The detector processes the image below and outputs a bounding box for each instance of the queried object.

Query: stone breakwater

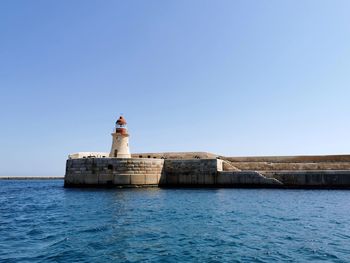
[65,156,350,188]
[65,158,163,186]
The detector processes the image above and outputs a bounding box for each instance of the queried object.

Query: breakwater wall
[65,158,164,187]
[65,157,350,188]
[262,170,350,188]
[159,159,222,186]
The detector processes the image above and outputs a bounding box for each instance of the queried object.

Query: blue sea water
[1,180,350,262]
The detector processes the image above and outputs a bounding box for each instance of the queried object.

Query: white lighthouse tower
[109,116,131,158]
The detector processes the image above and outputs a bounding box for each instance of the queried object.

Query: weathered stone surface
[221,171,283,186]
[114,174,130,185]
[178,174,191,184]
[264,171,350,187]
[159,159,221,186]
[130,174,145,184]
[204,174,215,185]
[84,174,98,185]
[145,174,159,184]
[98,173,113,184]
[65,158,164,187]
[217,173,232,184]
[64,157,350,188]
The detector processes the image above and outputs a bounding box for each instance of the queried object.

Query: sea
[1,180,350,262]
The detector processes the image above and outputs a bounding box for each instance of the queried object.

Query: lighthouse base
[64,158,163,187]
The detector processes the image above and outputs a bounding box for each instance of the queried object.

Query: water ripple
[1,181,350,262]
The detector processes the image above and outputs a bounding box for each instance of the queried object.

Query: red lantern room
[115,116,128,135]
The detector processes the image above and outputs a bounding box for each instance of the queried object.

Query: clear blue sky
[1,1,350,176]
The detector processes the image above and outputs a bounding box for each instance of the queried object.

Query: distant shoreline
[0,177,64,180]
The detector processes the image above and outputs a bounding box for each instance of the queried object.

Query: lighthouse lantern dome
[115,116,128,133]
[116,116,127,125]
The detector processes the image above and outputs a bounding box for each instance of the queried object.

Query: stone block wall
[65,158,164,187]
[65,158,224,187]
[65,157,350,188]
[217,171,282,186]
[159,159,223,186]
[223,155,350,171]
[263,170,350,188]
[226,161,350,171]
[130,152,350,171]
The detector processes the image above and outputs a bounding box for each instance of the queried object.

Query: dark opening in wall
[139,155,142,158]
[148,155,151,158]
[107,164,113,170]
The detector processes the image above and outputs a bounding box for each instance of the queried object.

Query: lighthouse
[109,116,131,158]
